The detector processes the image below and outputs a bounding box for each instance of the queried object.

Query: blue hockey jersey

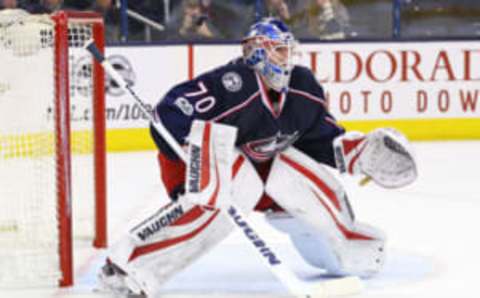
[151,59,345,168]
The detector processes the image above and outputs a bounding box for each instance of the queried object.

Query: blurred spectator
[401,0,480,38]
[90,0,120,42]
[269,0,350,40]
[178,0,219,39]
[166,0,220,41]
[304,0,351,39]
[261,0,305,38]
[161,0,253,41]
[28,0,66,14]
[265,0,292,22]
[1,0,18,9]
[197,0,255,39]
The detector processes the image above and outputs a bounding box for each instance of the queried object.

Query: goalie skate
[98,259,146,298]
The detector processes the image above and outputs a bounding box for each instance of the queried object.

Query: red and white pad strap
[334,128,418,188]
[185,120,238,209]
[333,131,367,176]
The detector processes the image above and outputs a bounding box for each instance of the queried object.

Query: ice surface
[1,141,480,298]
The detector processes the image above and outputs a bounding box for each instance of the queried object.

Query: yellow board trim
[106,118,480,152]
[339,118,480,141]
[5,118,478,156]
[0,130,94,158]
[107,128,157,152]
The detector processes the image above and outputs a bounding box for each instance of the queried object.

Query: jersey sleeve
[295,111,345,168]
[292,68,346,167]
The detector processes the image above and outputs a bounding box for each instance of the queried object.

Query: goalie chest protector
[153,59,345,166]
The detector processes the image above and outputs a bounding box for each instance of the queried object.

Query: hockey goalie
[98,18,417,297]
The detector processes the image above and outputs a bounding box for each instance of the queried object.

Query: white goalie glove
[333,128,417,188]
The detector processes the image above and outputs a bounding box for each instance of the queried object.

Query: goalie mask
[242,18,299,93]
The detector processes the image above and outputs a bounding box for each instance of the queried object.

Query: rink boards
[92,41,480,151]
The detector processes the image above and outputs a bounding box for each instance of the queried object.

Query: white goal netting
[0,9,104,287]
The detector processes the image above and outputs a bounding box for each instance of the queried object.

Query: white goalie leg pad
[265,147,386,278]
[185,120,238,209]
[106,131,263,296]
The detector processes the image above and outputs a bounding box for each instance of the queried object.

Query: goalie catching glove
[333,128,417,188]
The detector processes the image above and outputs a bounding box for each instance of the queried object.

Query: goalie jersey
[151,59,345,167]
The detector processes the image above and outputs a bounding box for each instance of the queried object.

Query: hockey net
[0,10,106,287]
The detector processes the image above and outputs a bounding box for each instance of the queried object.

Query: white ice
[1,141,479,298]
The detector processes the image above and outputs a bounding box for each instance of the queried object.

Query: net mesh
[0,11,97,287]
[68,21,95,242]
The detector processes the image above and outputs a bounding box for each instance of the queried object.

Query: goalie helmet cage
[0,10,106,287]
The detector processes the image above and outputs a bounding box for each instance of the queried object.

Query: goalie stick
[84,40,362,298]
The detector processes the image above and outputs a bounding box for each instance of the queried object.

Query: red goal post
[54,10,107,286]
[0,10,107,287]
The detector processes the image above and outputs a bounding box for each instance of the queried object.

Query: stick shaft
[85,40,186,161]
